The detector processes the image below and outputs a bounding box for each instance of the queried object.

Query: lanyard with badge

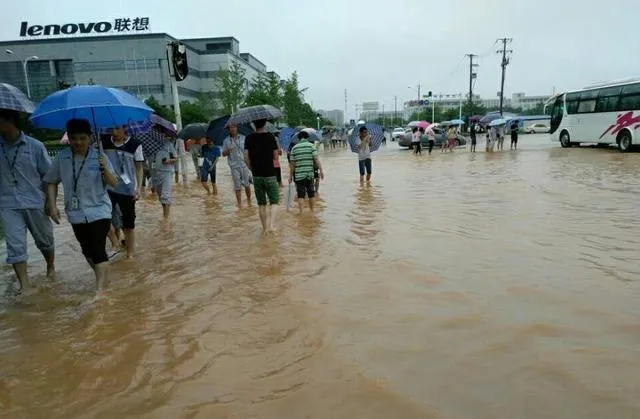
[1,142,23,187]
[113,140,132,185]
[71,148,90,209]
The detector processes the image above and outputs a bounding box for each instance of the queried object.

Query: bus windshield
[549,96,564,134]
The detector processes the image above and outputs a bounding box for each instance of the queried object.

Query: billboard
[362,102,379,111]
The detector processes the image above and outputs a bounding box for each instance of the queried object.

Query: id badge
[120,173,132,185]
[71,196,79,210]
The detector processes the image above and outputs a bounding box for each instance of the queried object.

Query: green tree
[244,72,283,108]
[145,96,175,122]
[195,91,219,119]
[216,61,246,114]
[180,100,210,126]
[282,72,309,126]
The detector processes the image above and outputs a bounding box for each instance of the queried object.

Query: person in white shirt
[222,124,253,207]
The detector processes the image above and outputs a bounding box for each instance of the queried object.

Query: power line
[496,37,513,116]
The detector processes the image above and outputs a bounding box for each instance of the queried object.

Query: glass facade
[0,59,74,101]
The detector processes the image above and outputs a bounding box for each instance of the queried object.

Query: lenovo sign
[19,18,150,38]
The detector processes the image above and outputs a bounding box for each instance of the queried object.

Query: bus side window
[566,100,579,114]
[595,87,621,112]
[618,94,640,112]
[577,99,596,113]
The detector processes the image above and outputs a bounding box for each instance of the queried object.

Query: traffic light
[171,42,188,82]
[428,91,432,97]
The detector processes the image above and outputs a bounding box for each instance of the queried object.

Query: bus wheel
[560,131,572,148]
[618,131,632,153]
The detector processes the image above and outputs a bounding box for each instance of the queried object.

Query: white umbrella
[489,118,507,127]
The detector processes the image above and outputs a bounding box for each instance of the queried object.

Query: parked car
[391,127,405,141]
[398,127,467,148]
[525,123,549,134]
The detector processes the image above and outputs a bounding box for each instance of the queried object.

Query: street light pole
[5,50,38,99]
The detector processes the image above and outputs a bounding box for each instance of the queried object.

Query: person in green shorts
[243,119,280,232]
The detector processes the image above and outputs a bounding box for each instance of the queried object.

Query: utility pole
[417,84,421,101]
[496,37,513,116]
[344,88,347,126]
[394,96,398,126]
[465,53,478,116]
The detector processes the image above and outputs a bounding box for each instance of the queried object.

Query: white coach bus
[547,78,640,152]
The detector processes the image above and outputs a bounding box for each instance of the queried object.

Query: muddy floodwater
[1,135,639,419]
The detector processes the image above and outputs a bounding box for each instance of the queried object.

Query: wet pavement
[1,134,640,418]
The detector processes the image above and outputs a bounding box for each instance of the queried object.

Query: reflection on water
[1,136,640,418]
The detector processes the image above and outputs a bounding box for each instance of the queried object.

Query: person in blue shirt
[153,136,178,218]
[44,119,119,294]
[0,109,56,293]
[200,137,220,195]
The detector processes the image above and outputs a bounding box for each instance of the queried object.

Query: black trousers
[108,191,136,230]
[72,218,111,265]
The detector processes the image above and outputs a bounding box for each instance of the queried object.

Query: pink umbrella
[416,121,430,129]
[60,132,69,144]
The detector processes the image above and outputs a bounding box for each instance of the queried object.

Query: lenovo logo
[19,18,150,37]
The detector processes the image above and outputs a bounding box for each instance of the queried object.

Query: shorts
[154,170,173,205]
[295,178,316,199]
[0,208,55,264]
[358,158,372,176]
[471,139,477,145]
[253,176,280,206]
[274,166,282,184]
[200,164,217,183]
[108,191,136,230]
[71,218,111,265]
[230,165,251,190]
[511,133,518,144]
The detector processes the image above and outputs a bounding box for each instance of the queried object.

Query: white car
[391,127,405,141]
[525,123,549,134]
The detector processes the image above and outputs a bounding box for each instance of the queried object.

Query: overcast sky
[2,0,639,118]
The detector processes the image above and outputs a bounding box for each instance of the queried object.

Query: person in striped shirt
[289,131,324,214]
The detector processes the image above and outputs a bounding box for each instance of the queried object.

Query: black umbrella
[206,115,253,146]
[225,104,283,127]
[178,122,208,140]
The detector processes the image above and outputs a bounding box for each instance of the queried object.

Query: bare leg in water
[268,204,278,232]
[258,205,268,232]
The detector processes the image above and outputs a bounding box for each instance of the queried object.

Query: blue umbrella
[489,118,507,127]
[279,127,298,151]
[348,123,384,153]
[30,85,153,132]
[206,115,253,147]
[0,83,35,113]
[449,119,465,125]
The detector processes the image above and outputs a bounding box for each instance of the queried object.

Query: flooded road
[1,134,640,418]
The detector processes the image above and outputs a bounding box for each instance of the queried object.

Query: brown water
[1,136,640,419]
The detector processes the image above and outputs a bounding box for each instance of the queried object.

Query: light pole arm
[23,59,31,99]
